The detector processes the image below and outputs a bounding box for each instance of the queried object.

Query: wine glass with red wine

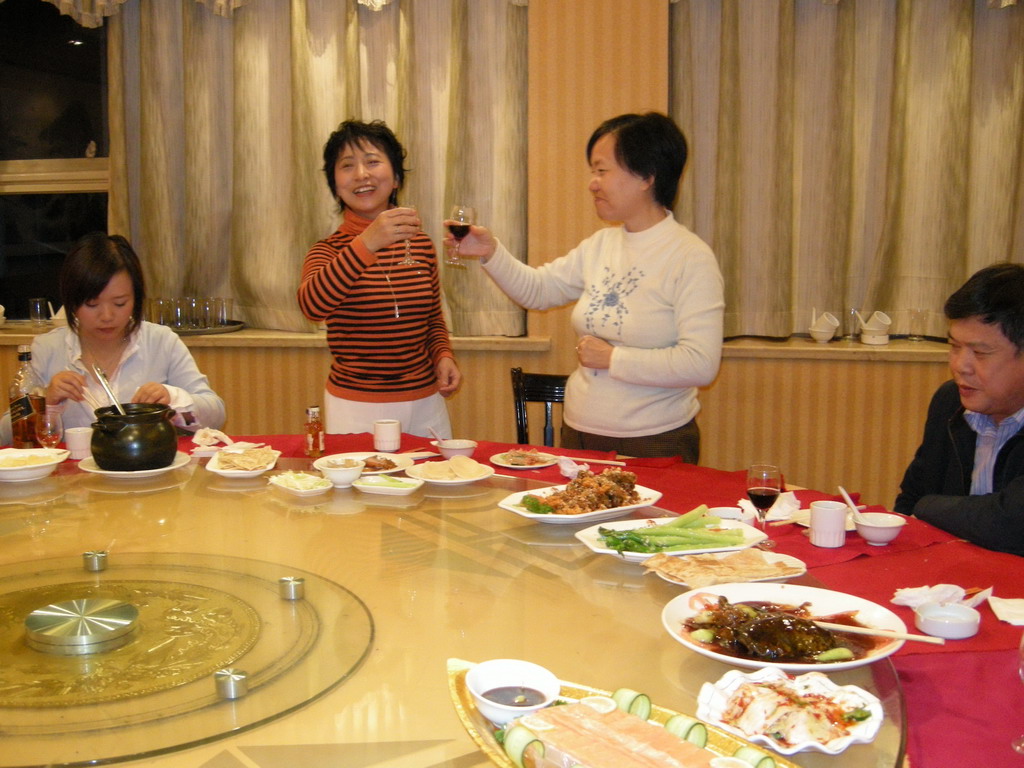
[445,204,476,266]
[746,463,782,548]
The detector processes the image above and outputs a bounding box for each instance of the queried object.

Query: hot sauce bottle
[304,405,324,458]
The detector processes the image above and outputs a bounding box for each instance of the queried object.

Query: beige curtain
[39,0,245,27]
[105,0,526,334]
[671,0,1024,339]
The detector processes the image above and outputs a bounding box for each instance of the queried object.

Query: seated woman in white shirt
[1,232,225,445]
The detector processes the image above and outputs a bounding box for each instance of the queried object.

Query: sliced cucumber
[611,687,652,720]
[503,724,543,768]
[732,745,777,768]
[664,714,708,747]
[814,647,854,663]
[689,628,716,644]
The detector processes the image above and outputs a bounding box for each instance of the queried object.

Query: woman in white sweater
[447,113,723,461]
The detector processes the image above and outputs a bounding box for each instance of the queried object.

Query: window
[0,0,108,319]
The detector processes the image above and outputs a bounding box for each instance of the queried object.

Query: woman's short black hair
[321,119,408,210]
[945,262,1024,350]
[586,112,689,209]
[60,232,146,335]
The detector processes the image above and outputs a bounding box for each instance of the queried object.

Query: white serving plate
[267,472,332,497]
[0,448,69,483]
[489,451,559,470]
[652,550,806,586]
[352,475,424,496]
[662,582,906,672]
[325,452,414,475]
[697,667,883,755]
[497,484,663,525]
[406,462,495,486]
[205,449,281,477]
[77,451,191,479]
[574,517,767,562]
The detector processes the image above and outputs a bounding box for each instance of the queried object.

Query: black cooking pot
[91,403,178,471]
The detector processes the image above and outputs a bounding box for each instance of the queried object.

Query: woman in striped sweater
[298,120,461,438]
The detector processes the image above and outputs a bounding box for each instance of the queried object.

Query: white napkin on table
[738,490,800,522]
[891,584,993,609]
[191,428,237,456]
[988,596,1024,625]
[558,456,588,479]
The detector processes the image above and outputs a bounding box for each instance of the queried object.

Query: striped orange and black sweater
[297,211,454,403]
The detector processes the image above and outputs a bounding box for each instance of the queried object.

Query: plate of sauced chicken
[497,468,662,525]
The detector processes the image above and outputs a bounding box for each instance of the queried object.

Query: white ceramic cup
[65,426,93,460]
[809,500,848,548]
[372,419,401,452]
[809,311,840,334]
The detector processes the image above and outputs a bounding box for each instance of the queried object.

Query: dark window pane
[0,0,108,160]
[0,192,108,318]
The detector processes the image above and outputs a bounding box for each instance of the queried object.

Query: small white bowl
[854,512,906,546]
[465,659,560,725]
[430,439,478,459]
[810,328,834,343]
[313,456,365,488]
[914,602,980,639]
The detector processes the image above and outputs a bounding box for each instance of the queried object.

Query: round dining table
[0,432,1018,768]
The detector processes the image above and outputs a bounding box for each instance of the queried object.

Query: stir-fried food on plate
[364,455,398,471]
[523,469,640,515]
[216,446,276,471]
[683,595,882,663]
[643,550,802,588]
[502,448,553,466]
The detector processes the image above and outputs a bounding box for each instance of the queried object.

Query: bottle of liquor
[304,405,324,458]
[9,345,45,448]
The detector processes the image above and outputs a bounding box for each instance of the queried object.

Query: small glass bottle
[304,405,324,458]
[9,345,45,448]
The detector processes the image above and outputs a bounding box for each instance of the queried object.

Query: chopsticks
[814,620,945,645]
[560,456,626,466]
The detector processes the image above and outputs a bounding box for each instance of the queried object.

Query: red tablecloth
[180,432,1024,768]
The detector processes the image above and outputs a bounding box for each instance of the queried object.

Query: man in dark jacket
[895,263,1024,556]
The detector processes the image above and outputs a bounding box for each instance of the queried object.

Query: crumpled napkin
[558,456,588,479]
[891,584,993,609]
[988,596,1024,625]
[738,491,800,522]
[192,428,234,447]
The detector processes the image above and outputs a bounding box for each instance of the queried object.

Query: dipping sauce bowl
[465,658,560,725]
[431,439,478,459]
[914,602,981,640]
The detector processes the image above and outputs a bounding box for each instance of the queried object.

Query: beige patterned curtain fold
[37,0,246,27]
[106,0,526,334]
[671,0,1024,340]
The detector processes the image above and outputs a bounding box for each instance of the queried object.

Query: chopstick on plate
[813,621,945,645]
[560,456,626,466]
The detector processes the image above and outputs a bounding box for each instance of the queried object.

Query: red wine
[747,487,780,511]
[448,223,470,240]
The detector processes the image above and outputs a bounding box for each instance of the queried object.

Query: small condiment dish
[431,439,478,459]
[810,328,834,343]
[854,512,906,546]
[465,658,560,725]
[914,602,980,640]
[709,506,756,525]
[313,456,365,488]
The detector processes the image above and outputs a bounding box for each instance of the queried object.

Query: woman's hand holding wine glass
[746,463,782,549]
[444,204,476,266]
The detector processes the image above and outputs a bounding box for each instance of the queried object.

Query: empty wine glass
[1014,632,1024,753]
[35,410,63,449]
[746,463,781,549]
[398,204,417,266]
[445,204,475,266]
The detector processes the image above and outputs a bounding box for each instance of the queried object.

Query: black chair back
[511,367,567,447]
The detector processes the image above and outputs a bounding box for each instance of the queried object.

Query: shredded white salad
[269,471,332,491]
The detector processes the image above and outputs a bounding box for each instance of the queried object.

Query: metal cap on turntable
[25,597,139,655]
